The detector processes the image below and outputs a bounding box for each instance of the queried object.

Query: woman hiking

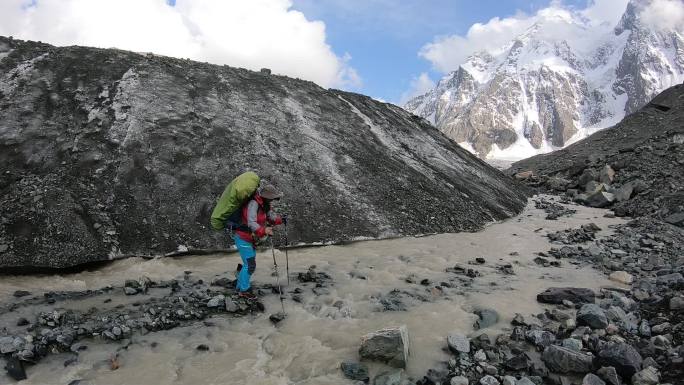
[233,184,284,299]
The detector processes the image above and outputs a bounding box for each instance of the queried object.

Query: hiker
[233,184,284,299]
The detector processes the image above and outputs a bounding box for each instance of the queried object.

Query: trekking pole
[284,220,290,286]
[270,237,286,314]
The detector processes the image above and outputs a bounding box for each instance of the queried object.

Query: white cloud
[399,72,435,104]
[419,13,536,73]
[640,0,684,32]
[418,0,630,73]
[581,0,630,26]
[0,0,359,89]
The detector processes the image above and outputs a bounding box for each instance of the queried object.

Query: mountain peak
[405,0,684,160]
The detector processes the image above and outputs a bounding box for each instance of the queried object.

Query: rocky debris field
[0,36,527,271]
[402,199,684,385]
[509,84,684,226]
[3,195,682,384]
[0,263,350,382]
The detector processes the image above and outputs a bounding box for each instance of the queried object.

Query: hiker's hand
[264,227,274,236]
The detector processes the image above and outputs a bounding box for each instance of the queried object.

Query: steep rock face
[405,0,684,160]
[0,37,528,270]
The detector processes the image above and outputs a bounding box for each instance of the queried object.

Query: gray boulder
[516,378,535,385]
[585,181,607,194]
[474,308,499,329]
[577,304,609,329]
[586,191,615,208]
[562,338,583,351]
[359,325,409,368]
[670,296,684,311]
[547,177,572,191]
[596,366,621,385]
[451,376,469,385]
[583,373,606,385]
[373,370,402,385]
[599,165,616,184]
[206,295,225,308]
[479,375,499,385]
[578,169,598,187]
[541,345,594,374]
[537,287,595,304]
[340,361,369,383]
[614,184,633,202]
[526,329,556,348]
[631,367,659,385]
[447,332,470,353]
[598,343,643,379]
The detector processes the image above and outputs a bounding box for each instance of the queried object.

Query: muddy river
[0,197,626,384]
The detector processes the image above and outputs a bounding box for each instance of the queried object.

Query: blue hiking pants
[234,235,256,292]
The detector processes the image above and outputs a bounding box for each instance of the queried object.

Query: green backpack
[210,172,260,231]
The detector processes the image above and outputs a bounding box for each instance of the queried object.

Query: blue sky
[291,0,587,103]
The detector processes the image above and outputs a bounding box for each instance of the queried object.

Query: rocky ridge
[0,36,527,270]
[508,83,683,225]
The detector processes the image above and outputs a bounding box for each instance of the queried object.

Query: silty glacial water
[0,197,627,384]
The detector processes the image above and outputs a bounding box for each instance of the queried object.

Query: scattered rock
[596,366,621,385]
[196,344,209,351]
[526,330,556,348]
[13,290,31,298]
[474,309,499,329]
[505,353,531,371]
[340,361,369,383]
[583,373,606,385]
[515,377,535,385]
[608,271,633,285]
[586,191,615,208]
[211,277,233,288]
[359,325,409,368]
[123,287,138,296]
[4,356,27,381]
[447,332,470,353]
[669,296,684,311]
[599,165,615,184]
[269,312,286,325]
[541,345,594,374]
[577,304,609,329]
[373,370,402,385]
[562,338,583,351]
[451,376,469,385]
[16,317,29,326]
[598,343,643,379]
[206,295,225,308]
[631,366,659,385]
[479,375,499,385]
[537,288,595,305]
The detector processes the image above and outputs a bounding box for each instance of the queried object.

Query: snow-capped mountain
[405,0,684,160]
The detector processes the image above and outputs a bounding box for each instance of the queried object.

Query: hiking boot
[238,291,257,300]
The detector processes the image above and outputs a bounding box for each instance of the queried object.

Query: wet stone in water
[13,290,31,298]
[474,308,499,329]
[359,325,409,368]
[340,361,369,382]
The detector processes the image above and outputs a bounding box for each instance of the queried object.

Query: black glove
[282,215,288,225]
